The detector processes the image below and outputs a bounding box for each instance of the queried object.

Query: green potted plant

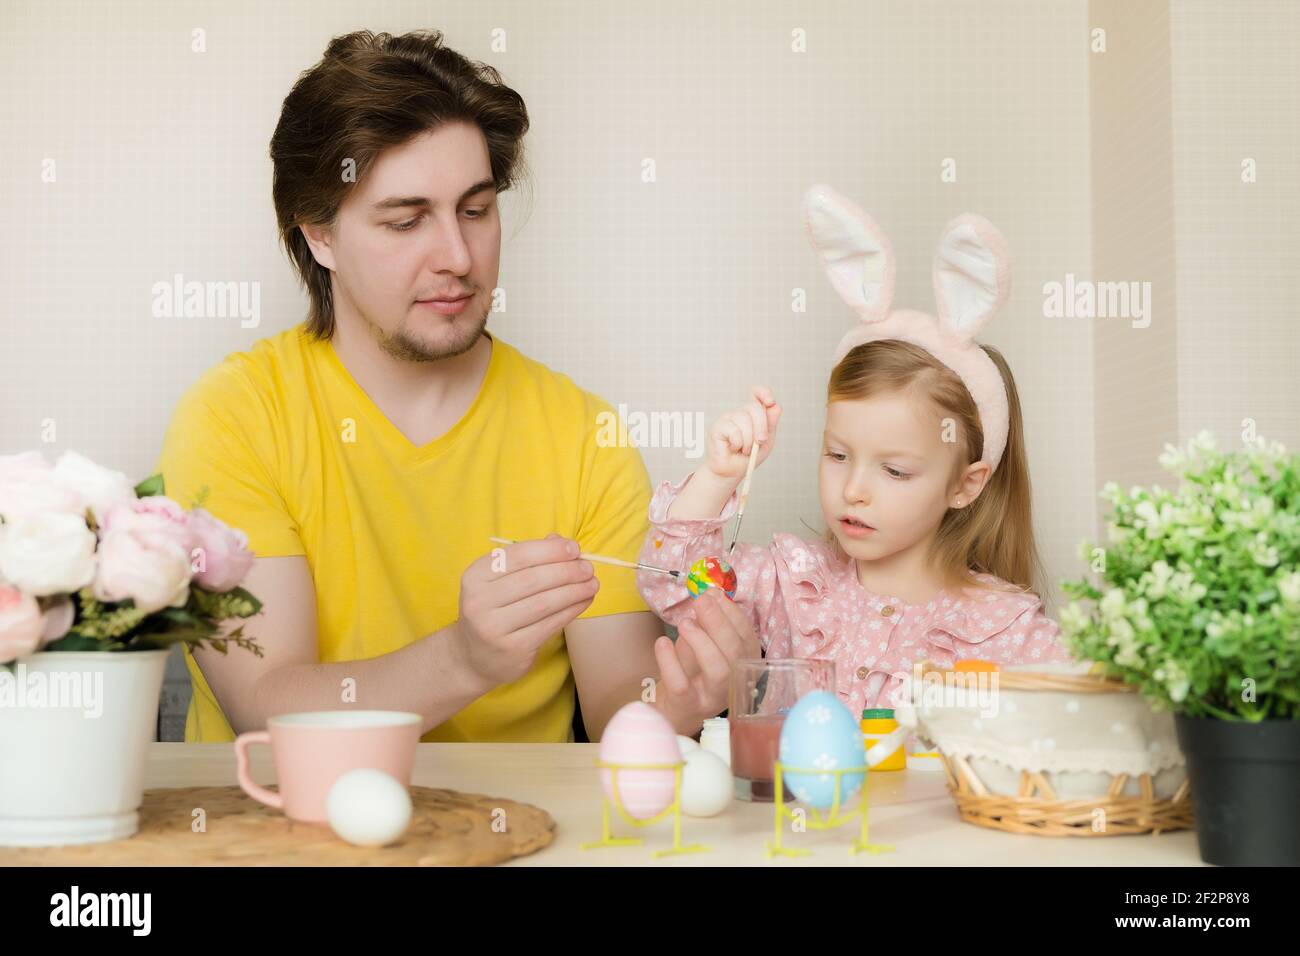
[1059,430,1299,866]
[0,450,263,847]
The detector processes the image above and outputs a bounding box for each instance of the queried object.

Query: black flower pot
[1174,715,1300,866]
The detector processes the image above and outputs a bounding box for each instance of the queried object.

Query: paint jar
[861,708,906,771]
[700,717,730,766]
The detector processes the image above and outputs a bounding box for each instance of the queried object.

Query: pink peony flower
[92,522,193,614]
[40,595,75,644]
[0,583,44,663]
[187,509,255,591]
[99,495,196,550]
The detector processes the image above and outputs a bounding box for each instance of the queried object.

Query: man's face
[312,121,501,361]
[818,391,963,563]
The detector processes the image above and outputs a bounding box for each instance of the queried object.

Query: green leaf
[41,633,112,652]
[1059,436,1300,720]
[134,473,165,497]
[224,585,262,615]
[127,629,212,650]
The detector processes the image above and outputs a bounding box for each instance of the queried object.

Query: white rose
[0,511,97,596]
[0,451,83,522]
[51,451,137,524]
[92,525,192,613]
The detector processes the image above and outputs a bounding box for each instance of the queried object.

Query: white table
[143,743,1206,866]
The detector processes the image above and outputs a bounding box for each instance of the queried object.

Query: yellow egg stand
[579,758,710,858]
[766,759,889,857]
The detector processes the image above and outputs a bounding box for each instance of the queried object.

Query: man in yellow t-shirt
[156,30,758,744]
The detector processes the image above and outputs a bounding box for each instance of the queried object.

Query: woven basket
[909,663,1194,837]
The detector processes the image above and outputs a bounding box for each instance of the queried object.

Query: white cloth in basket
[894,662,1187,799]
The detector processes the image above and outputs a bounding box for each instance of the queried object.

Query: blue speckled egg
[778,690,866,808]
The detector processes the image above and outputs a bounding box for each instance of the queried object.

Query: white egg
[680,750,733,817]
[677,734,701,756]
[326,769,413,847]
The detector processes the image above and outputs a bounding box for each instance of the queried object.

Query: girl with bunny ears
[636,185,1073,714]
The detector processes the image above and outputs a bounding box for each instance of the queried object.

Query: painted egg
[778,690,866,809]
[685,555,737,600]
[599,702,681,819]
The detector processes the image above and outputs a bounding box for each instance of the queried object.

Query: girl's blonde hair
[824,339,1045,600]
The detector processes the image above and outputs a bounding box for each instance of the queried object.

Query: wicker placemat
[2,785,556,866]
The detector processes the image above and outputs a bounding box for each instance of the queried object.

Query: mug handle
[234,731,283,809]
[865,726,909,768]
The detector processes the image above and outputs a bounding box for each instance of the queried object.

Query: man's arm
[565,611,665,741]
[197,536,597,736]
[195,555,494,736]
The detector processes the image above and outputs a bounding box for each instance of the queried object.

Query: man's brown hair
[270,29,530,339]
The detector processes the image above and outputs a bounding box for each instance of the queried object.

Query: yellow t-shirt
[154,326,651,743]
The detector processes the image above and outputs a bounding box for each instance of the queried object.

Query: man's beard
[368,299,489,363]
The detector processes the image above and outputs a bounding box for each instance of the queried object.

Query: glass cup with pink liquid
[729,658,836,802]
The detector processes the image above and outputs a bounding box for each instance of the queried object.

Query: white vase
[0,649,168,846]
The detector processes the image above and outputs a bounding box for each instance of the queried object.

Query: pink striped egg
[599,702,681,819]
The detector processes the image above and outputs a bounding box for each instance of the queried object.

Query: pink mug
[234,710,422,824]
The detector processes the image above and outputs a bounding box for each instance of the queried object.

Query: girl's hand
[704,385,781,481]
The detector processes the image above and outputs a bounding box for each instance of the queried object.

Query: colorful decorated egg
[685,555,737,600]
[599,702,682,819]
[778,690,866,809]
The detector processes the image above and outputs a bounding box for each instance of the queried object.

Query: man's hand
[452,533,600,689]
[653,589,762,733]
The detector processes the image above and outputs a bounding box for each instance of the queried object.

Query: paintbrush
[488,537,681,578]
[728,439,762,554]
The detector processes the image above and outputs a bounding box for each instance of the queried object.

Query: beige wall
[8,1,1296,628]
[1089,0,1180,514]
[1089,0,1300,530]
[1170,2,1300,450]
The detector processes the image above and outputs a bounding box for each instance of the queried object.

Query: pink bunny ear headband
[802,183,1012,474]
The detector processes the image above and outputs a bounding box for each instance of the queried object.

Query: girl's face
[819,392,964,563]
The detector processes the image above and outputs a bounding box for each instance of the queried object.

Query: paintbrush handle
[489,537,677,577]
[579,551,641,569]
[729,440,762,552]
[738,439,760,500]
[581,551,681,578]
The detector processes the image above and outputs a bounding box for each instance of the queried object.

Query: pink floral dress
[635,475,1074,716]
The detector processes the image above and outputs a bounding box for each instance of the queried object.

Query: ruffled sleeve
[634,473,778,638]
[768,533,848,663]
[920,576,1076,667]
